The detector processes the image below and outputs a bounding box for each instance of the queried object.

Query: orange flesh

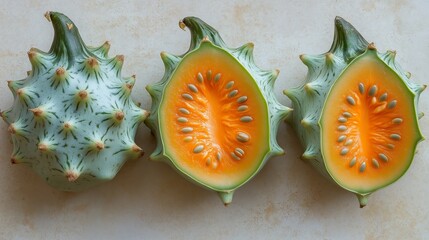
[322,52,419,193]
[160,42,269,189]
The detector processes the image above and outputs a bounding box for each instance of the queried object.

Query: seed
[349,157,357,167]
[346,96,355,105]
[392,118,403,124]
[387,144,395,149]
[212,160,218,169]
[188,84,198,93]
[358,83,365,94]
[214,73,221,83]
[235,148,244,157]
[181,127,193,133]
[206,158,211,166]
[337,135,346,142]
[338,117,347,123]
[337,125,347,131]
[372,158,380,168]
[182,93,193,101]
[344,139,353,146]
[369,85,378,96]
[179,108,190,114]
[231,152,241,160]
[379,93,388,101]
[340,148,349,155]
[343,112,352,118]
[359,162,367,172]
[226,81,234,89]
[228,90,238,98]
[183,136,192,142]
[238,105,248,112]
[236,132,250,142]
[388,100,397,109]
[193,144,204,153]
[237,96,248,103]
[206,70,212,81]
[240,116,253,122]
[379,153,388,162]
[177,117,188,123]
[197,72,204,83]
[216,152,222,161]
[390,134,401,140]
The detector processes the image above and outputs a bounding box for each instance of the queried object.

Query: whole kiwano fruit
[1,12,148,191]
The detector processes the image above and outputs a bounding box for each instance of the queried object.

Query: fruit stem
[48,11,90,65]
[356,193,369,208]
[218,191,234,206]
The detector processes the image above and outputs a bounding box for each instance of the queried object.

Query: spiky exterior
[1,12,148,191]
[145,17,291,204]
[284,17,425,206]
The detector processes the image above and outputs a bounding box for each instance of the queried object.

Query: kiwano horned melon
[145,17,291,205]
[1,12,148,191]
[284,17,425,207]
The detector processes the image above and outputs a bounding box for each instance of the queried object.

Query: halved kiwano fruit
[285,17,424,207]
[146,17,289,204]
[321,48,422,196]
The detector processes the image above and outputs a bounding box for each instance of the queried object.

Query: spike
[30,107,45,118]
[129,144,144,158]
[65,170,80,182]
[93,141,105,151]
[101,41,111,54]
[405,72,411,79]
[325,52,334,64]
[85,57,100,73]
[111,55,124,70]
[53,67,67,85]
[300,117,316,128]
[218,191,234,206]
[368,42,376,50]
[38,142,54,152]
[7,124,16,134]
[76,90,89,102]
[44,11,51,22]
[386,50,396,60]
[304,83,316,94]
[113,110,125,123]
[27,71,32,76]
[301,147,316,160]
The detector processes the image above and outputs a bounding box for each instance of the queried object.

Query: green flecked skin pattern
[1,12,148,191]
[145,17,291,204]
[284,17,425,207]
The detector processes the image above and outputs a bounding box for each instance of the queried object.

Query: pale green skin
[285,17,425,207]
[145,17,291,204]
[1,12,147,191]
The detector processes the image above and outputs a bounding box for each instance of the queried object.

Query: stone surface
[0,0,428,239]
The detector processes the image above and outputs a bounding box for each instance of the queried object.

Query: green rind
[1,12,148,191]
[285,16,425,207]
[145,16,291,204]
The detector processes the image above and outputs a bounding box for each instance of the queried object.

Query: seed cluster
[336,83,402,172]
[176,70,254,169]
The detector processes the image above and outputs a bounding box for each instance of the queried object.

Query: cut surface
[321,50,421,194]
[159,42,269,190]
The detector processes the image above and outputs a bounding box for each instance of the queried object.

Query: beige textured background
[0,0,428,239]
